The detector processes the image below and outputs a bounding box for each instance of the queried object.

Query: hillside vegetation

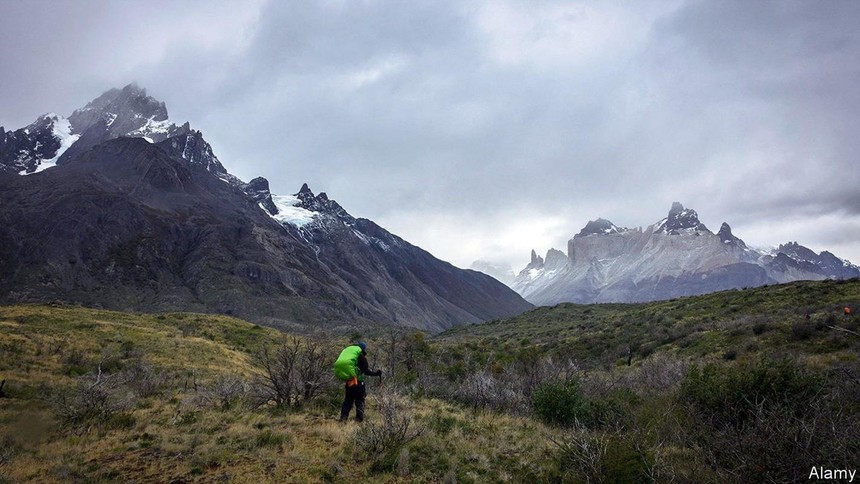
[1,279,859,482]
[439,278,860,366]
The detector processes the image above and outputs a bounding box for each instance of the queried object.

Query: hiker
[846,306,853,317]
[334,342,382,422]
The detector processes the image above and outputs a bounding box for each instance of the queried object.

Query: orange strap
[346,376,359,387]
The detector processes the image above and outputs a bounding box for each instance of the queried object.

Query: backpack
[333,345,362,382]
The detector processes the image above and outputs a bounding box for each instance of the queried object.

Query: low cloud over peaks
[2,0,859,269]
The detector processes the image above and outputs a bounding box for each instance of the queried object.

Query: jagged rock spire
[717,222,748,249]
[242,177,278,215]
[658,202,709,234]
[294,183,354,221]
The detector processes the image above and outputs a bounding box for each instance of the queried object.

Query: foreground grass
[0,304,562,483]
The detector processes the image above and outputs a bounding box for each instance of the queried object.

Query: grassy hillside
[0,305,564,483]
[439,278,860,366]
[1,280,858,482]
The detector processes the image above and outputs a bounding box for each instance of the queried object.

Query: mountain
[0,84,188,176]
[512,202,860,305]
[469,260,516,286]
[0,85,531,332]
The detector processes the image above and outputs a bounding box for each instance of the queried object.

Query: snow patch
[129,117,173,143]
[269,195,317,227]
[21,115,80,175]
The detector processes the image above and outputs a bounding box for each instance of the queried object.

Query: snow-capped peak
[654,202,710,234]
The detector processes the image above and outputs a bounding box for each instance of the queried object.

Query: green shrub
[602,437,652,483]
[588,388,638,430]
[532,378,591,427]
[790,321,816,341]
[676,358,853,482]
[679,358,821,425]
[62,349,89,376]
[637,342,657,358]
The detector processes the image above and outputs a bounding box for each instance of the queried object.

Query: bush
[253,336,330,408]
[601,437,652,483]
[452,370,520,413]
[353,392,424,472]
[533,378,591,427]
[587,388,638,430]
[752,322,769,335]
[50,369,136,432]
[197,375,250,410]
[552,431,653,484]
[551,430,606,482]
[637,342,657,358]
[619,356,688,397]
[679,358,821,426]
[790,321,816,341]
[62,349,89,376]
[123,359,166,398]
[677,358,847,482]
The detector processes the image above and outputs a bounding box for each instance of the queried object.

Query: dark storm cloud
[1,0,859,268]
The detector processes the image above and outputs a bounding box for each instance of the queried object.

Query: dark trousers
[340,382,366,422]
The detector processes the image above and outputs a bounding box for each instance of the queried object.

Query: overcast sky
[2,0,859,271]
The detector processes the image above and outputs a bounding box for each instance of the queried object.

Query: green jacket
[334,345,364,382]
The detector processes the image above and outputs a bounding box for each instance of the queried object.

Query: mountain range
[510,202,860,306]
[0,84,531,332]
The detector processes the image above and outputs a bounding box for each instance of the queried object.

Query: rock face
[512,204,860,306]
[0,86,531,332]
[241,177,278,215]
[577,218,623,237]
[0,114,79,175]
[717,222,747,249]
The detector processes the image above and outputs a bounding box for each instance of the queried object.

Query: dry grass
[0,305,567,483]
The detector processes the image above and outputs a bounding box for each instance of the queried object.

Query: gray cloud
[2,0,859,269]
